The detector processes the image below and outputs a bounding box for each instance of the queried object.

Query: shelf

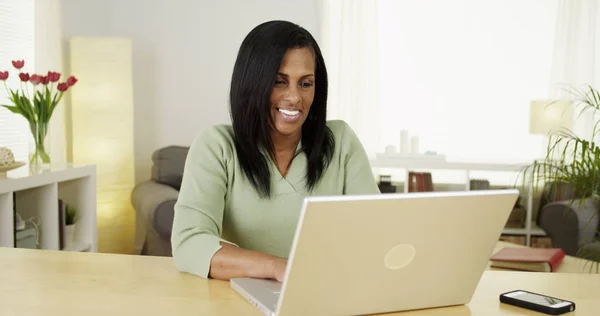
[62,241,91,252]
[503,223,546,236]
[0,163,95,194]
[370,158,541,247]
[370,156,532,172]
[0,164,97,252]
[0,192,13,247]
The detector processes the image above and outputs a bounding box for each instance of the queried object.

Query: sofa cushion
[154,199,176,240]
[151,146,189,190]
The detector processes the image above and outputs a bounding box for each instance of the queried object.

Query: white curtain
[549,0,600,141]
[318,0,381,157]
[0,0,35,163]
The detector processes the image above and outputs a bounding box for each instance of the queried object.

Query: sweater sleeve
[339,121,381,195]
[171,126,235,278]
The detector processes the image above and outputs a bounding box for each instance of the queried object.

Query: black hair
[229,20,335,198]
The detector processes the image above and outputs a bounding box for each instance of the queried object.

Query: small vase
[29,121,51,166]
[64,224,76,249]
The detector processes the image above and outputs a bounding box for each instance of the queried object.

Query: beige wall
[60,0,321,184]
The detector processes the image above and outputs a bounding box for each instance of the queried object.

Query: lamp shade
[529,100,574,135]
[68,37,135,254]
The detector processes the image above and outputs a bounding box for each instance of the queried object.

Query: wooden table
[0,246,599,316]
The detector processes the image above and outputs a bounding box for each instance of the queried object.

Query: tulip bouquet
[1,60,77,165]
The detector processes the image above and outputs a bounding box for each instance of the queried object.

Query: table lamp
[529,100,574,159]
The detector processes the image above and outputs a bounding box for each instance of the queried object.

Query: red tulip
[47,71,60,82]
[57,82,68,92]
[12,60,24,69]
[19,73,30,82]
[40,76,49,85]
[0,71,8,80]
[66,75,78,86]
[30,74,41,85]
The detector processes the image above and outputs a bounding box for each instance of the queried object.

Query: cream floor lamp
[68,37,135,254]
[529,100,574,161]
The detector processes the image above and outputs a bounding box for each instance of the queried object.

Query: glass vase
[29,121,51,166]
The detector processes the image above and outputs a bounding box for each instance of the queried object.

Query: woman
[171,20,380,281]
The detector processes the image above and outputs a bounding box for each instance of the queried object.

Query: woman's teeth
[278,109,299,116]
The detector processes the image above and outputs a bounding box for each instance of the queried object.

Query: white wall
[60,0,320,183]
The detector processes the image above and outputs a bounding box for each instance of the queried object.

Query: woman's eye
[301,82,314,88]
[274,80,286,86]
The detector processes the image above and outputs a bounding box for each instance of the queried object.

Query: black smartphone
[500,290,575,315]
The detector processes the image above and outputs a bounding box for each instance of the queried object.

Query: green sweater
[171,120,380,278]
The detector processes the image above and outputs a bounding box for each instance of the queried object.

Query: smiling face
[270,47,316,139]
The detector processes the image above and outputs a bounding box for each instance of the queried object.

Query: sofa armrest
[539,198,598,256]
[131,180,179,240]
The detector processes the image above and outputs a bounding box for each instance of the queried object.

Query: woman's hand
[209,242,288,281]
[270,257,288,282]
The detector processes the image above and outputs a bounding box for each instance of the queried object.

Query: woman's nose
[284,86,301,104]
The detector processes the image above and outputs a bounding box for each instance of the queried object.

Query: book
[58,199,66,250]
[408,172,433,192]
[490,247,565,272]
[469,179,490,190]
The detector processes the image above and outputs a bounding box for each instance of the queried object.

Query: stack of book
[408,172,433,192]
[469,179,490,190]
[377,175,397,193]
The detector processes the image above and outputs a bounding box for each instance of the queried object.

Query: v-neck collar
[269,141,306,195]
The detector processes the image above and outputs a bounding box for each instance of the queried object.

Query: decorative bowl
[0,161,26,173]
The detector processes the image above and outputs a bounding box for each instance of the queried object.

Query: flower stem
[19,70,24,95]
[30,122,51,165]
[2,81,9,96]
[55,91,64,105]
[24,80,31,101]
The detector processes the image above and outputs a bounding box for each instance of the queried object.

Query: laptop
[231,189,519,315]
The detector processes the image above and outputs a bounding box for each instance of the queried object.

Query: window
[0,0,35,163]
[378,0,559,162]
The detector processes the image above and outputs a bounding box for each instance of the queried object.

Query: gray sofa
[538,198,600,262]
[131,146,189,256]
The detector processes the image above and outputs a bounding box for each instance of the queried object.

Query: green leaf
[1,104,25,116]
[5,90,34,123]
[48,91,61,119]
[18,94,35,123]
[34,94,44,123]
[45,87,51,123]
[28,121,37,141]
[9,89,19,104]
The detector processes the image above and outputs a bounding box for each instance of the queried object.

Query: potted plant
[0,60,77,166]
[64,203,78,248]
[523,84,600,270]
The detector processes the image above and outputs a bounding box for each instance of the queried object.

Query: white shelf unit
[370,155,545,246]
[0,163,97,252]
